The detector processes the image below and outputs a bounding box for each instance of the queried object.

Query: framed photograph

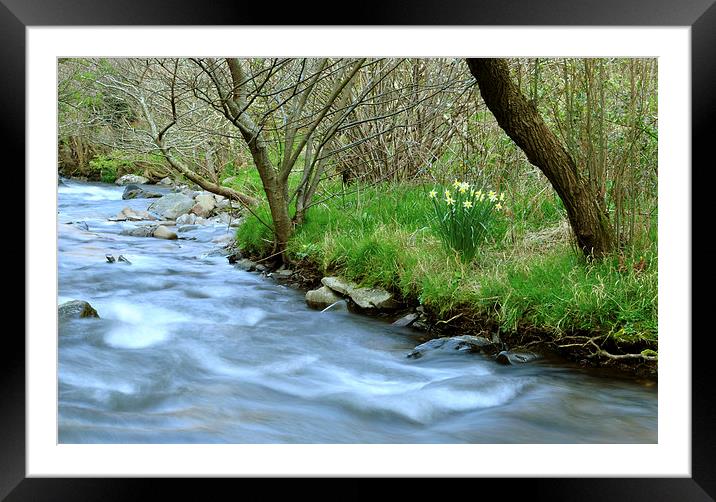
[7,0,712,497]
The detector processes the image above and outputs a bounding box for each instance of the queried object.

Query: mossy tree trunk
[467,58,614,259]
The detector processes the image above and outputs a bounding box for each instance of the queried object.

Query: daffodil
[428,189,438,199]
[499,193,505,201]
[495,202,503,210]
[459,181,470,193]
[445,196,455,206]
[444,189,452,198]
[452,179,461,189]
[488,190,497,202]
[463,200,473,209]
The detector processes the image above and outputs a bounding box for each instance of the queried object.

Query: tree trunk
[466,58,614,259]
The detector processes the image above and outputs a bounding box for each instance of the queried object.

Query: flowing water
[58,179,657,443]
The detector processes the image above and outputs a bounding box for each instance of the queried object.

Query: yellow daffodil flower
[428,189,438,198]
[444,189,451,198]
[445,196,455,206]
[495,202,503,210]
[452,179,461,189]
[463,200,473,209]
[488,190,497,202]
[459,181,470,192]
[499,193,505,201]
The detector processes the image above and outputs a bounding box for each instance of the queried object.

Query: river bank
[58,178,657,443]
[230,181,658,379]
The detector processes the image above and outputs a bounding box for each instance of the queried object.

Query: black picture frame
[4,0,712,498]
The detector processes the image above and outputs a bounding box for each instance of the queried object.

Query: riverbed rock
[306,285,343,310]
[191,194,216,218]
[148,193,195,220]
[407,335,495,359]
[210,212,242,227]
[321,276,398,310]
[233,258,257,271]
[392,312,419,327]
[110,207,157,221]
[153,225,178,240]
[122,184,163,200]
[176,213,197,226]
[115,174,149,186]
[59,300,99,320]
[121,225,157,237]
[157,177,174,186]
[496,350,541,365]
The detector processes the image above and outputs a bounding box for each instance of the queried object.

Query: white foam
[104,324,169,349]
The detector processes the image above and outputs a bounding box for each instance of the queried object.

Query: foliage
[429,178,505,262]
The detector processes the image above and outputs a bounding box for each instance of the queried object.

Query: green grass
[235,180,658,347]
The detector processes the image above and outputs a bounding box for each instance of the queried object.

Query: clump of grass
[428,179,507,262]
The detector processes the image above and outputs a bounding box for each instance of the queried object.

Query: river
[58,179,657,443]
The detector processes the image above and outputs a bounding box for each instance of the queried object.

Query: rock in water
[496,350,541,365]
[157,177,174,186]
[59,300,99,320]
[148,193,195,220]
[191,193,216,218]
[392,312,419,327]
[321,276,398,310]
[117,255,131,264]
[153,225,178,240]
[407,335,495,359]
[109,207,157,221]
[105,254,116,263]
[305,286,343,310]
[122,184,163,200]
[121,225,157,238]
[115,174,149,186]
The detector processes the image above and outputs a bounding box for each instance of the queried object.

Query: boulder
[115,174,148,186]
[305,286,343,310]
[153,225,178,240]
[496,350,541,365]
[191,194,216,218]
[407,335,495,359]
[59,300,99,320]
[321,276,398,310]
[109,207,157,221]
[157,177,174,186]
[148,193,195,220]
[122,184,163,200]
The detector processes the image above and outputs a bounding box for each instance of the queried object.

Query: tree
[467,58,615,259]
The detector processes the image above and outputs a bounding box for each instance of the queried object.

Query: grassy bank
[233,176,658,373]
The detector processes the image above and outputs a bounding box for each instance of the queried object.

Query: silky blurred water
[58,179,657,443]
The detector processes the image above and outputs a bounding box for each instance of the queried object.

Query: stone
[233,258,257,271]
[117,255,131,264]
[176,213,197,226]
[305,285,343,310]
[59,300,99,320]
[496,350,541,365]
[321,276,398,310]
[121,225,157,238]
[122,184,162,200]
[271,267,294,280]
[105,254,116,263]
[153,225,178,240]
[191,196,215,218]
[110,207,157,221]
[148,193,195,220]
[392,312,419,327]
[157,177,174,186]
[115,174,149,186]
[407,335,495,359]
